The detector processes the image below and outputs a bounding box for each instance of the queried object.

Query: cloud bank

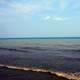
[44,16,67,21]
[0,0,80,19]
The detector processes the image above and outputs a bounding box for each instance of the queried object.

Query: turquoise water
[0,38,80,46]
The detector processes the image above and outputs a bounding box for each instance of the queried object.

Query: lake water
[0,38,80,73]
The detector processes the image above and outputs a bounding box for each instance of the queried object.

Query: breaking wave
[0,64,80,80]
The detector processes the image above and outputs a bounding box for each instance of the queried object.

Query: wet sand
[0,66,69,80]
[0,64,80,80]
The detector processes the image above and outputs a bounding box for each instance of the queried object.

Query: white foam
[0,64,80,80]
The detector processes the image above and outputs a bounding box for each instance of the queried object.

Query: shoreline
[0,64,80,80]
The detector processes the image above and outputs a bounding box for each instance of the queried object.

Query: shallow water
[0,38,80,73]
[0,66,69,80]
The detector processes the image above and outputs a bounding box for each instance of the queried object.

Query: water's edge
[0,64,80,80]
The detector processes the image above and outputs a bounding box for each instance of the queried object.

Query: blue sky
[0,0,80,38]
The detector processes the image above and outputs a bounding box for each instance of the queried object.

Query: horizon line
[0,37,80,39]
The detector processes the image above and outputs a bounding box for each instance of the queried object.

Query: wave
[0,47,29,53]
[0,46,80,80]
[61,49,80,52]
[21,46,46,51]
[0,46,80,53]
[0,64,80,80]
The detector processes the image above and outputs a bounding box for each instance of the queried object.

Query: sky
[0,0,80,38]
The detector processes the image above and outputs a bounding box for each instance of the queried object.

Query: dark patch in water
[63,49,80,52]
[21,46,46,51]
[0,47,29,53]
[0,46,80,54]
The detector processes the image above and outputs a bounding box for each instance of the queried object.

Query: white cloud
[10,3,37,13]
[52,17,66,21]
[44,16,67,21]
[0,0,52,14]
[44,16,51,20]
